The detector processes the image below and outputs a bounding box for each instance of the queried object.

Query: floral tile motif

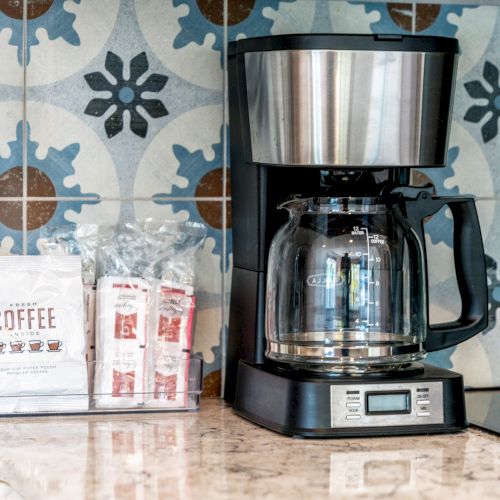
[84,51,169,139]
[464,60,500,143]
[27,1,223,200]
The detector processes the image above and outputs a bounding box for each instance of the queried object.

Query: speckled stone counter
[0,400,498,499]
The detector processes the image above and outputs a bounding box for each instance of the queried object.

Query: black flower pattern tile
[464,61,500,143]
[84,51,168,138]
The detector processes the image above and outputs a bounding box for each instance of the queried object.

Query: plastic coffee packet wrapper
[94,221,205,408]
[93,276,149,409]
[145,282,195,408]
[38,224,99,392]
[0,256,88,413]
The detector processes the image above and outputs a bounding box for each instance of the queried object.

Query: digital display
[366,391,410,414]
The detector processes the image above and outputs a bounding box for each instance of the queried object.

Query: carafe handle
[400,192,488,352]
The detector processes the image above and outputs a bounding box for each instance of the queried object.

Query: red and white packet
[145,281,195,408]
[93,276,150,409]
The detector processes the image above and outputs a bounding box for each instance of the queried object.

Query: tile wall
[0,0,499,395]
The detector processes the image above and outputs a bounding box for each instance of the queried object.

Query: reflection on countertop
[0,400,498,499]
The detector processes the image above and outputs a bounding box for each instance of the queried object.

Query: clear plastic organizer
[0,353,202,416]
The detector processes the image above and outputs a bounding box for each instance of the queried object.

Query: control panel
[330,381,444,428]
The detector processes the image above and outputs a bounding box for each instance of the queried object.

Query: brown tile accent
[195,167,224,197]
[27,201,57,230]
[202,369,221,398]
[0,199,56,231]
[227,0,255,26]
[0,200,22,231]
[27,0,53,19]
[388,3,441,32]
[196,201,223,229]
[196,0,224,25]
[27,166,56,197]
[195,168,231,229]
[0,166,22,197]
[226,200,232,229]
[0,0,53,20]
[195,201,232,230]
[196,0,255,26]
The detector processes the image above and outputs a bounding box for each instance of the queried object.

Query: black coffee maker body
[224,34,488,437]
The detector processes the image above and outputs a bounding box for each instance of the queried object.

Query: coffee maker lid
[228,33,459,56]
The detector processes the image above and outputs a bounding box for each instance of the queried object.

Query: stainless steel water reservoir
[240,35,458,167]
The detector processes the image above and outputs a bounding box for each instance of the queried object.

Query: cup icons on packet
[28,340,44,352]
[0,342,5,354]
[10,341,25,353]
[47,340,63,352]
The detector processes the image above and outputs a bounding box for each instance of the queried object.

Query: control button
[346,414,361,420]
[346,402,361,408]
[417,411,431,417]
[417,400,430,405]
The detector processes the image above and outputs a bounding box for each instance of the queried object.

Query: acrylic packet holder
[0,354,202,416]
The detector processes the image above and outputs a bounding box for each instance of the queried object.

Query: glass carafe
[266,197,426,371]
[266,193,488,372]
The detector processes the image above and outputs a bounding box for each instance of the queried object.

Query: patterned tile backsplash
[1,0,500,394]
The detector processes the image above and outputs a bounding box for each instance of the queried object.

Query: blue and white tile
[0,105,24,255]
[27,1,223,200]
[423,121,493,199]
[0,3,23,254]
[261,0,316,35]
[134,104,223,198]
[329,1,380,33]
[26,101,118,199]
[0,3,24,87]
[135,0,223,90]
[28,199,121,256]
[27,0,120,85]
[448,5,498,79]
[458,52,500,196]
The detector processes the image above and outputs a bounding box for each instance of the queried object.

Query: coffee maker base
[232,361,468,438]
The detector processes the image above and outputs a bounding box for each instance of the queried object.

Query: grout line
[0,195,494,202]
[0,196,494,203]
[1,196,230,202]
[22,0,27,255]
[221,0,229,398]
[411,3,416,35]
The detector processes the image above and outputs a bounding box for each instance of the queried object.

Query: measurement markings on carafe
[330,382,444,428]
[348,226,386,329]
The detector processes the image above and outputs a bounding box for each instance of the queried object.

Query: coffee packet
[93,276,150,409]
[145,281,195,408]
[0,256,88,413]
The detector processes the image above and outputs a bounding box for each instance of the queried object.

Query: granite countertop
[0,399,498,499]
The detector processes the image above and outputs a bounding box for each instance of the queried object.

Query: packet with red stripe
[93,221,205,409]
[145,281,195,408]
[93,277,150,408]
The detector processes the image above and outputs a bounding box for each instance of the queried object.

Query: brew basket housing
[232,34,459,167]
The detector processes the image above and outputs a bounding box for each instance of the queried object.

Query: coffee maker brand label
[307,273,339,287]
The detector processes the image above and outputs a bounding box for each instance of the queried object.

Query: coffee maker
[225,34,488,437]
